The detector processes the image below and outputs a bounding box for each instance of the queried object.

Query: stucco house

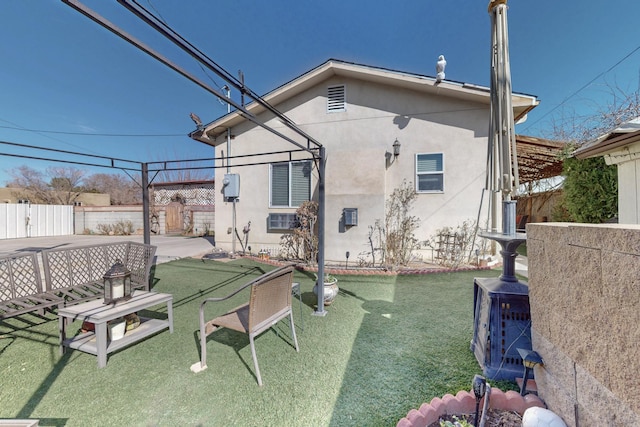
[574,117,640,224]
[190,59,539,263]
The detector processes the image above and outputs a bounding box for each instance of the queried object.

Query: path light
[104,259,132,305]
[517,348,543,396]
[472,374,487,427]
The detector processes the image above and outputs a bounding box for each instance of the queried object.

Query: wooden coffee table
[58,290,173,368]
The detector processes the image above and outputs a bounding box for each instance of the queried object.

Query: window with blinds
[270,160,311,207]
[327,85,346,112]
[416,153,444,192]
[268,213,298,231]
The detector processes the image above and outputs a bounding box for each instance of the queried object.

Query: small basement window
[327,85,346,113]
[268,213,298,232]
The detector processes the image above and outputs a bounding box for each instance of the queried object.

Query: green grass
[0,259,514,426]
[516,242,527,257]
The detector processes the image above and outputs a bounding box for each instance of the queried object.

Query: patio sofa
[0,241,156,319]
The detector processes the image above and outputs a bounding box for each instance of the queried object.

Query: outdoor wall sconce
[517,348,544,395]
[385,139,402,168]
[103,259,132,305]
[392,138,401,157]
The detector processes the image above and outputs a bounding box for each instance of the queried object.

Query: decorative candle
[112,283,124,299]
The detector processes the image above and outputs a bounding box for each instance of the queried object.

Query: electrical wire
[0,118,108,157]
[144,0,227,96]
[0,124,185,137]
[488,319,532,381]
[522,44,640,133]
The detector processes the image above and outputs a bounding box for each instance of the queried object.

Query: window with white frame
[268,213,298,231]
[270,160,312,207]
[416,153,444,192]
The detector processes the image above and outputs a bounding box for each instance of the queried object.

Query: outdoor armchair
[190,266,299,386]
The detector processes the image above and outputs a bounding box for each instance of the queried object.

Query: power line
[144,0,227,94]
[0,118,107,157]
[0,124,184,137]
[522,44,640,133]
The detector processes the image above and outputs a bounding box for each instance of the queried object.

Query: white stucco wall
[214,75,490,262]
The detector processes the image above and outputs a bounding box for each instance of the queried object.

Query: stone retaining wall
[527,223,640,426]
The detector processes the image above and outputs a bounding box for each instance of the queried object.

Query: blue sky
[1,0,639,185]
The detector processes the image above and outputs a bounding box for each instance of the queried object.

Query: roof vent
[327,85,346,112]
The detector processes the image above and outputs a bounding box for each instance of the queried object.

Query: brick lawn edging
[240,255,491,276]
[397,389,545,427]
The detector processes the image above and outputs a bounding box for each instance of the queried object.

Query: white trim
[415,152,445,193]
[269,160,312,207]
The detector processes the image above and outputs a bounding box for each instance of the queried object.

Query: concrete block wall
[75,205,214,236]
[75,206,145,234]
[527,223,640,426]
[190,206,215,236]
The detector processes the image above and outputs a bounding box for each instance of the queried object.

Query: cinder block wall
[75,206,146,234]
[527,223,640,426]
[74,206,214,236]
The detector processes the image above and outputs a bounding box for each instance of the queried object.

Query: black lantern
[103,259,132,305]
[392,138,401,157]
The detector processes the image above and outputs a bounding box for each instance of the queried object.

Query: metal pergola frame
[58,0,329,315]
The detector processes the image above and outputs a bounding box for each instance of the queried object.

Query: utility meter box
[223,173,240,199]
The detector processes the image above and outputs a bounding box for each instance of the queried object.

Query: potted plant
[313,273,339,306]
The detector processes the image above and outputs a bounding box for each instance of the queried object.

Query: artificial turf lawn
[0,258,512,426]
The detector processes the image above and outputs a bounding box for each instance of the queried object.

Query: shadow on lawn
[0,313,60,352]
[157,261,268,310]
[0,312,76,425]
[327,272,482,426]
[16,349,72,426]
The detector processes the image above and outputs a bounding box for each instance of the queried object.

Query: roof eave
[190,59,539,145]
[574,130,640,159]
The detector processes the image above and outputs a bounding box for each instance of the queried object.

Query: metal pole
[224,85,231,173]
[222,85,237,256]
[142,162,150,245]
[232,199,237,255]
[488,0,518,236]
[314,146,327,316]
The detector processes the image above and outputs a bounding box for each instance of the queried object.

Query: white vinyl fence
[0,203,73,239]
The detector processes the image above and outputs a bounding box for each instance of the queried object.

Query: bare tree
[149,148,213,183]
[548,85,640,144]
[84,173,141,205]
[7,166,85,205]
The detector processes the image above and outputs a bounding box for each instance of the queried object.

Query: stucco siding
[213,73,491,261]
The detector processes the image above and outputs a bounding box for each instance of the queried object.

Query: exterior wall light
[392,138,401,157]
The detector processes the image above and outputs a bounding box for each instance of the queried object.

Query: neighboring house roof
[516,135,566,183]
[574,117,640,159]
[190,59,540,145]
